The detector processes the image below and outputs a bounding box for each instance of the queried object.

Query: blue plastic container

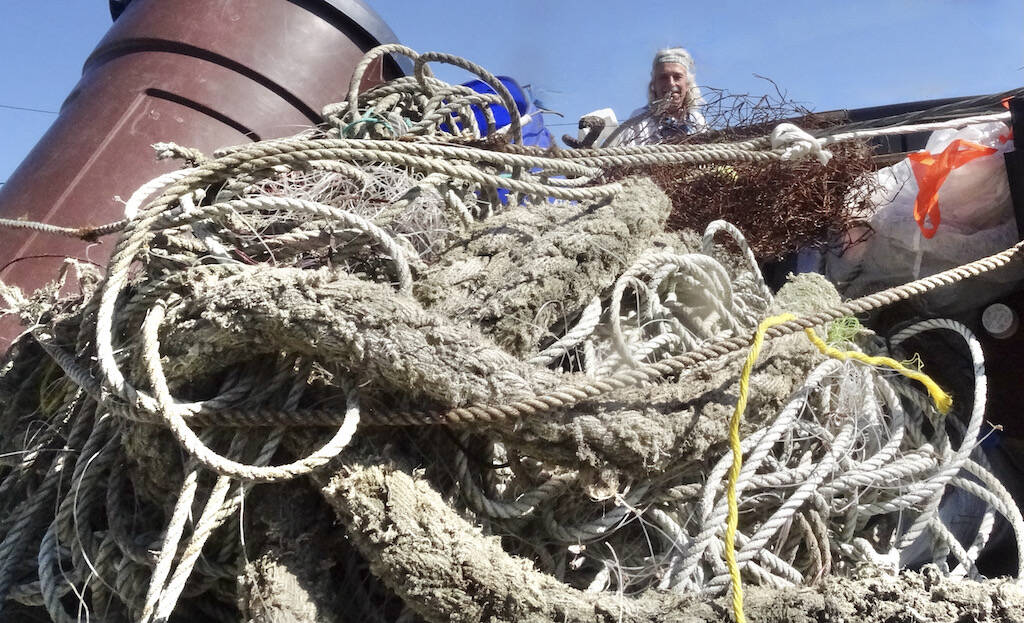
[450,76,552,148]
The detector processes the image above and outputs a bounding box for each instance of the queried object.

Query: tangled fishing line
[1,44,1023,623]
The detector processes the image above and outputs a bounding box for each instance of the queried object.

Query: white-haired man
[616,47,707,145]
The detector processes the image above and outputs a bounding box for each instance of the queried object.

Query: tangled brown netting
[609,85,879,261]
[654,141,875,261]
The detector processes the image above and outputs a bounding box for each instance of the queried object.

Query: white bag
[827,121,1019,315]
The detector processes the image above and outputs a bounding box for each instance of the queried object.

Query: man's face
[653,62,689,110]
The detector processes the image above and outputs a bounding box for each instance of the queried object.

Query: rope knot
[342,112,396,138]
[770,123,833,165]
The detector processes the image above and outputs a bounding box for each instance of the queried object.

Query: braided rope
[376,240,1024,428]
[137,299,361,482]
[0,217,126,242]
[61,235,1019,433]
[454,438,575,520]
[821,111,1011,145]
[157,195,417,294]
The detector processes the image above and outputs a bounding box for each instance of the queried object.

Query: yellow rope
[724,316,951,623]
[803,328,952,415]
[725,313,794,623]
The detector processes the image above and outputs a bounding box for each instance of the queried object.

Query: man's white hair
[647,46,704,122]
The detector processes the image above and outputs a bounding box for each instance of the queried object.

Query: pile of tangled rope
[1,44,1023,623]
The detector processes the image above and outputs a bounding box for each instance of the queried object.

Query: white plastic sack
[827,121,1019,314]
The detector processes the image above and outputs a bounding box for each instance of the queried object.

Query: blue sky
[1,1,1021,184]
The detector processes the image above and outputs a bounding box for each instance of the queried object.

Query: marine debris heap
[1,44,1023,623]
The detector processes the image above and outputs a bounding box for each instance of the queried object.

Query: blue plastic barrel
[453,76,553,148]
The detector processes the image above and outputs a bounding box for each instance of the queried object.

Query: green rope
[342,113,395,138]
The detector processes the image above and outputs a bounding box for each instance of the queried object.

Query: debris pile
[1,45,1022,623]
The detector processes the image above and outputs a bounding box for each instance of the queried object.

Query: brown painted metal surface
[0,0,402,349]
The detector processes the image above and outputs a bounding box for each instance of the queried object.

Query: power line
[0,103,58,115]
